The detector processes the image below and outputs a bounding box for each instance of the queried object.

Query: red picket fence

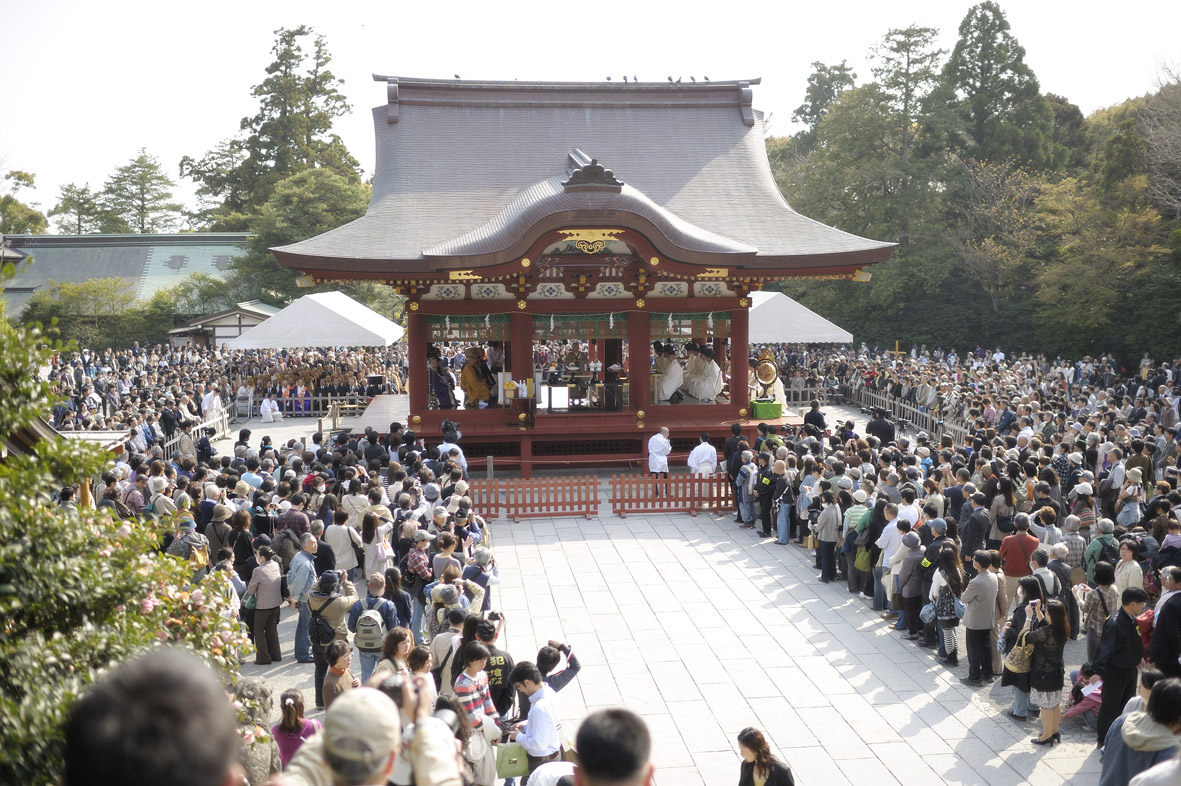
[471,476,599,522]
[502,476,599,522]
[608,472,732,517]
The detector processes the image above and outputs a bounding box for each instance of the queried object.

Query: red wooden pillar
[628,309,651,410]
[510,313,533,382]
[407,310,427,414]
[730,305,749,412]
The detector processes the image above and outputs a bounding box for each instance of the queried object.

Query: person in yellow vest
[460,347,493,409]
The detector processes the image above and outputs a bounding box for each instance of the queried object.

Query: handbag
[953,596,966,619]
[242,592,258,610]
[375,539,395,562]
[919,602,937,625]
[1003,629,1034,674]
[496,742,530,779]
[854,547,873,573]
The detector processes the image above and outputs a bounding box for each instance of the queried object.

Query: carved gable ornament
[562,149,624,193]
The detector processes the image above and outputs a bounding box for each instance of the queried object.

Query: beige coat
[962,570,999,630]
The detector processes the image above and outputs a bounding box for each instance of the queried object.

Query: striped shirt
[454,670,497,728]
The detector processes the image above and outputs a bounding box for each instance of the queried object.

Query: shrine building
[272,76,893,475]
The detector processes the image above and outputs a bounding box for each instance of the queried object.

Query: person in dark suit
[1094,587,1150,746]
[865,408,896,446]
[1150,566,1181,678]
[803,399,826,434]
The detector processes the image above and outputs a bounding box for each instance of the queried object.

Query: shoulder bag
[1003,629,1034,674]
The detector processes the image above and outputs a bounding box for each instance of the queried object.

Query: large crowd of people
[712,344,1181,781]
[44,343,408,436]
[54,337,1181,785]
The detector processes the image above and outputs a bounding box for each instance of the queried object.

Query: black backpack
[309,600,337,653]
[1097,538,1120,568]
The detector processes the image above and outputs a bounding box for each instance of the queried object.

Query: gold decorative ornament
[411,415,422,424]
[521,258,531,268]
[575,240,606,254]
[852,269,873,282]
[408,301,420,311]
[635,298,645,308]
[518,412,527,422]
[738,408,747,417]
[649,256,660,266]
[637,421,645,429]
[517,300,527,310]
[698,267,728,278]
[449,270,481,281]
[558,229,624,243]
[636,410,645,419]
[739,298,749,307]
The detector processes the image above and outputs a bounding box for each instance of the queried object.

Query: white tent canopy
[747,290,853,344]
[225,291,404,349]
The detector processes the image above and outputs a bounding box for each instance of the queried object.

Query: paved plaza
[245,506,1101,786]
[231,400,1102,785]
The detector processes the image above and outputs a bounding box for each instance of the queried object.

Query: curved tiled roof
[273,78,892,274]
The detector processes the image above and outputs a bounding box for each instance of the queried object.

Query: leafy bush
[0,322,252,785]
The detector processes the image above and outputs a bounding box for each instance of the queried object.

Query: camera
[487,611,502,621]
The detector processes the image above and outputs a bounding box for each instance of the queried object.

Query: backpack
[1098,538,1120,568]
[310,601,337,653]
[399,550,427,596]
[355,598,388,652]
[995,514,1016,535]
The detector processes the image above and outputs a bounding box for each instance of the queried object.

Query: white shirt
[687,442,718,475]
[876,521,906,568]
[647,432,672,473]
[516,684,561,757]
[657,361,684,401]
[436,440,467,472]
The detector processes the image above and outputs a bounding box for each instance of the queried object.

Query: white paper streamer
[485,314,490,329]
[550,314,555,333]
[609,312,614,330]
[667,313,673,333]
[445,315,451,333]
[707,312,714,331]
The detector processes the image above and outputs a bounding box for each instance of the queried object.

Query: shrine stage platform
[355,394,803,477]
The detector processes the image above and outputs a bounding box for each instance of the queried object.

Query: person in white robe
[687,433,719,475]
[260,394,283,423]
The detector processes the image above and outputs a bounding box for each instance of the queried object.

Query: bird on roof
[704,76,710,81]
[454,74,460,79]
[633,75,638,82]
[623,75,628,82]
[690,76,696,82]
[606,76,611,81]
[676,77,682,83]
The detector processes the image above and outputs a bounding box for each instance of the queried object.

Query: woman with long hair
[736,727,795,786]
[376,626,413,676]
[342,479,369,529]
[988,477,1018,549]
[930,543,965,667]
[361,512,395,579]
[1024,598,1070,747]
[383,566,413,629]
[271,688,321,770]
[1001,576,1045,721]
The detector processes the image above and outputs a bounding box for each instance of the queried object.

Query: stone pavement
[234,399,1103,785]
[243,504,1101,786]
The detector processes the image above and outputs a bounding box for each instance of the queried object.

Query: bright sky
[3,0,1178,226]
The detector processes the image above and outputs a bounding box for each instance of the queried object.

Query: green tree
[99,149,184,233]
[0,171,48,235]
[790,61,857,152]
[938,2,1058,168]
[226,168,369,302]
[21,278,138,347]
[48,183,103,234]
[180,26,361,227]
[1045,93,1089,174]
[0,321,253,786]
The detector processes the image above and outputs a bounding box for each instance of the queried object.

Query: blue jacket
[1099,712,1180,786]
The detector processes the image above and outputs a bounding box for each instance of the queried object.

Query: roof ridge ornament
[563,149,624,192]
